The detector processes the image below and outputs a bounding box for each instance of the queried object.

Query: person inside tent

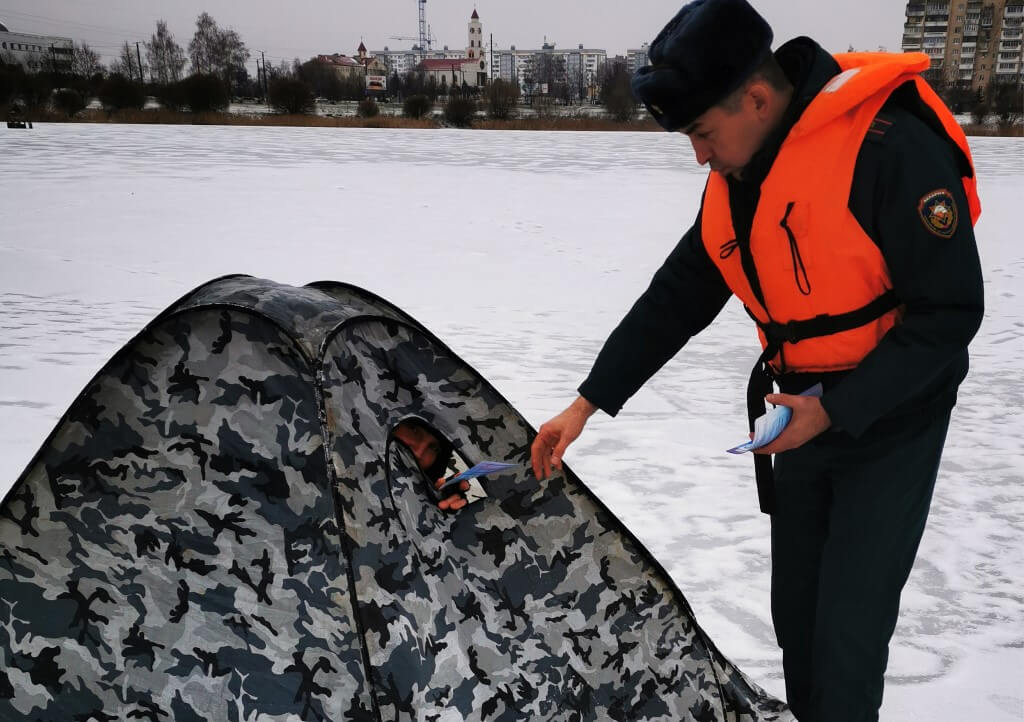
[392,418,483,511]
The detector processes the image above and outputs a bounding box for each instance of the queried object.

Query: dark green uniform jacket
[578,37,984,439]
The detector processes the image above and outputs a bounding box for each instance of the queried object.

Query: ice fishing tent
[0,276,791,721]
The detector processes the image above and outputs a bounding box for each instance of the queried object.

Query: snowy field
[1,124,1021,720]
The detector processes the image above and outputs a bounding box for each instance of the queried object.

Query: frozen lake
[1,124,1022,720]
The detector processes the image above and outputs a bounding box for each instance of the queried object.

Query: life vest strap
[743,289,900,515]
[746,289,901,351]
[747,344,779,515]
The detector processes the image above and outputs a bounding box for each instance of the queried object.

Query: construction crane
[389,26,436,52]
[418,0,429,52]
[388,30,437,51]
[388,1,435,56]
[389,35,420,49]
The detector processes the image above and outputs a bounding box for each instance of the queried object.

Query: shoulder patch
[918,189,959,238]
[866,115,895,140]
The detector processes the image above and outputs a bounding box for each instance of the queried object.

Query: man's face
[682,91,768,179]
[393,421,442,472]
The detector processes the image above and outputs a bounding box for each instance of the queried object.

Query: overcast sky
[0,1,908,73]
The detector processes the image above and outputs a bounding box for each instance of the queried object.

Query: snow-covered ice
[1,124,1022,720]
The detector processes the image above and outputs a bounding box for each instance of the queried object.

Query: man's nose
[412,439,435,468]
[691,139,712,166]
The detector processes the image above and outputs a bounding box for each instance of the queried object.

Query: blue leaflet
[437,461,520,489]
[726,383,824,454]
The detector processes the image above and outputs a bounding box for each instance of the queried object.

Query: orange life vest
[701,52,981,374]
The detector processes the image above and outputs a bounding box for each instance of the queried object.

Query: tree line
[0,10,643,123]
[934,78,1023,128]
[1,12,266,116]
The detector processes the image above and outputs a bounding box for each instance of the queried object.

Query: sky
[0,0,908,75]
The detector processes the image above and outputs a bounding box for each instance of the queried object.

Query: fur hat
[631,0,774,131]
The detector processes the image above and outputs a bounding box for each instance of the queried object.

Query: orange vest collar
[790,52,931,139]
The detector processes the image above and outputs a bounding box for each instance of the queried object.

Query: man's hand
[436,477,470,511]
[753,393,831,455]
[530,396,598,480]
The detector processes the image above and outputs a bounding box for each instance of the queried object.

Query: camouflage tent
[0,276,791,721]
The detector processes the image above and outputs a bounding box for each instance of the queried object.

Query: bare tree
[599,62,636,122]
[71,43,102,78]
[567,68,586,106]
[269,59,293,80]
[110,41,145,82]
[213,26,249,84]
[188,12,218,75]
[992,82,1023,128]
[146,20,186,84]
[532,52,568,102]
[485,78,519,120]
[188,12,249,90]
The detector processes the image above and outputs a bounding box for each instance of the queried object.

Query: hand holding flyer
[727,383,823,454]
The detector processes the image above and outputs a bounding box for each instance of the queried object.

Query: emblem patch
[918,189,959,238]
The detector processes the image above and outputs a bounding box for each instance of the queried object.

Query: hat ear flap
[632,66,689,131]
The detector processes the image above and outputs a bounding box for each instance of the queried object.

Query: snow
[1,124,1022,720]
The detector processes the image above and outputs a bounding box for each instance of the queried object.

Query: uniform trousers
[770,410,951,722]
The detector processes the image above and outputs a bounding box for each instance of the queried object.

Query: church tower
[467,9,482,60]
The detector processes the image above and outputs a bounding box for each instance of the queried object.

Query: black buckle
[783,321,801,344]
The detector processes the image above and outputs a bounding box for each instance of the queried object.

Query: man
[529,1,984,720]
[392,418,471,511]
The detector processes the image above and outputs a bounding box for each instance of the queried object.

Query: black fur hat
[631,0,774,131]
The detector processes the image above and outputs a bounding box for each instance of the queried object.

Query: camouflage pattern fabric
[0,275,792,721]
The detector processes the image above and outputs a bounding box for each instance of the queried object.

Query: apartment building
[492,42,606,95]
[0,22,73,71]
[996,3,1023,83]
[626,43,651,74]
[904,1,1024,88]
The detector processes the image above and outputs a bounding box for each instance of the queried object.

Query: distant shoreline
[15,107,664,132]
[10,108,1022,137]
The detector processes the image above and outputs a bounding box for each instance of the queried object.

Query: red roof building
[419,58,479,72]
[316,47,387,81]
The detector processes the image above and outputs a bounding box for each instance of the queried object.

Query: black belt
[744,290,900,515]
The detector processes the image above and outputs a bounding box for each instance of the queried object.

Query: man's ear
[748,81,772,117]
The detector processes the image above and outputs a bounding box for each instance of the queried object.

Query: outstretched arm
[532,219,730,478]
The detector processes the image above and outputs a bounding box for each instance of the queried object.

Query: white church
[373,10,488,89]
